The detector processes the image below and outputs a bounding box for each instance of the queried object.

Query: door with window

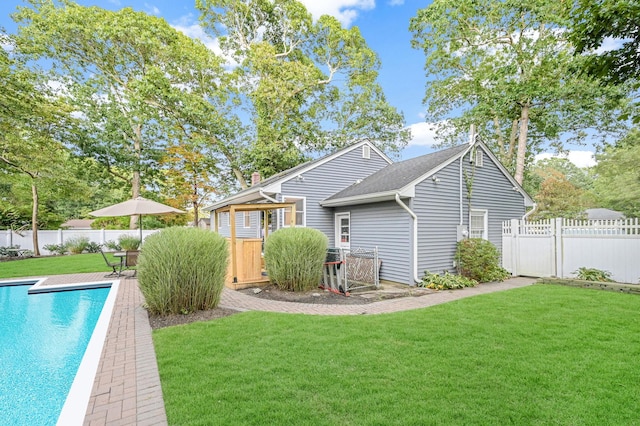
[335,213,350,249]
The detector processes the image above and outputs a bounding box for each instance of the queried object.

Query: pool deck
[26,273,536,425]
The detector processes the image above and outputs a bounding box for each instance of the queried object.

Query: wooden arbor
[213,202,296,287]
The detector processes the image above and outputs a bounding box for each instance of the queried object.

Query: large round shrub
[456,238,510,283]
[264,227,328,292]
[137,227,228,315]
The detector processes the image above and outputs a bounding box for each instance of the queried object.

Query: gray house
[205,139,534,285]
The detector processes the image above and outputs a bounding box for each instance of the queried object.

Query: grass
[154,284,640,425]
[0,253,112,279]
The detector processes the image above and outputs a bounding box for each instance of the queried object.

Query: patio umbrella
[89,197,185,242]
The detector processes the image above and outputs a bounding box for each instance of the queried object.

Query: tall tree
[592,128,640,217]
[196,0,410,181]
[409,0,628,184]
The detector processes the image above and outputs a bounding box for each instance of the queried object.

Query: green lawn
[0,253,112,278]
[154,284,640,425]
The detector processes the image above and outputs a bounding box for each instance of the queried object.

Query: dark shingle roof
[324,144,469,201]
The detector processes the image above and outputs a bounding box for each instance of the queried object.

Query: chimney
[251,171,261,186]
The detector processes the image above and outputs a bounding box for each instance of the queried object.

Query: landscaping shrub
[137,227,228,315]
[419,270,477,290]
[118,234,141,251]
[85,242,103,253]
[573,267,614,282]
[43,243,67,255]
[65,236,90,254]
[456,238,510,283]
[264,227,328,292]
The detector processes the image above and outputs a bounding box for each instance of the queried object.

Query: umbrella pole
[139,214,143,245]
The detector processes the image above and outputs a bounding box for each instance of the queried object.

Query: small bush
[264,227,328,292]
[137,227,228,315]
[65,236,90,254]
[118,234,141,251]
[43,243,67,256]
[573,267,614,282]
[456,238,510,283]
[419,270,477,290]
[104,240,120,251]
[85,241,103,253]
[0,245,21,257]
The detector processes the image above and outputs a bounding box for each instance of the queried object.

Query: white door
[335,213,350,249]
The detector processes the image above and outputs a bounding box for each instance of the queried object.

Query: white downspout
[459,157,464,226]
[395,193,421,285]
[522,203,537,220]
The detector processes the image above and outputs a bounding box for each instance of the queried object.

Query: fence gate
[321,247,380,294]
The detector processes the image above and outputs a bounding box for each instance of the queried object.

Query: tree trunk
[31,182,40,256]
[514,104,530,185]
[130,124,142,230]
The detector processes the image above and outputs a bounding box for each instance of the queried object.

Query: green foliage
[91,216,130,230]
[573,267,615,282]
[118,234,141,251]
[264,227,328,292]
[137,227,228,315]
[419,270,477,290]
[85,241,102,253]
[43,243,67,255]
[456,239,510,283]
[0,245,21,257]
[65,236,90,254]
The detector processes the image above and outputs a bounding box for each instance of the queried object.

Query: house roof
[585,208,625,220]
[321,141,535,207]
[321,144,470,205]
[203,141,392,211]
[60,219,94,229]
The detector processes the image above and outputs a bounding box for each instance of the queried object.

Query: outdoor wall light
[432,175,440,183]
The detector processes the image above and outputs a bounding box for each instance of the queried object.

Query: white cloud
[388,0,404,5]
[406,122,438,147]
[299,0,375,27]
[594,37,629,55]
[144,3,161,16]
[535,150,596,168]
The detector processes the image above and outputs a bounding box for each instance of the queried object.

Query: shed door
[335,213,350,249]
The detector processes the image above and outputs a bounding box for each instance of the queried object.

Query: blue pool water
[0,284,110,425]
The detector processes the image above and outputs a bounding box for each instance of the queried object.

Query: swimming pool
[0,279,118,425]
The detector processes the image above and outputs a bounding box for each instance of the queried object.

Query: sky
[0,0,597,167]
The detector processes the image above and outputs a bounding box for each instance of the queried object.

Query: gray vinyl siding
[216,211,261,238]
[465,147,526,252]
[413,158,465,275]
[413,148,526,275]
[277,146,390,241]
[337,201,413,285]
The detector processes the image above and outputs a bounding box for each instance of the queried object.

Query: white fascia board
[262,182,281,194]
[320,190,407,207]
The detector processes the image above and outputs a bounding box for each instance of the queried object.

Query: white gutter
[522,203,538,220]
[459,156,464,225]
[395,193,421,285]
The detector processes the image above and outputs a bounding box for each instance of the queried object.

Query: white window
[362,145,371,159]
[475,150,484,167]
[283,196,305,226]
[470,209,488,239]
[243,211,251,228]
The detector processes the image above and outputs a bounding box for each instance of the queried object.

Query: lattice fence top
[503,218,640,236]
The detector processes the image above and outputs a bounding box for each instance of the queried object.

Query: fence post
[57,229,63,245]
[100,228,106,245]
[5,229,11,247]
[554,218,563,278]
[510,218,519,276]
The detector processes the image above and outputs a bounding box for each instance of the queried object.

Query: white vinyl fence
[3,229,160,254]
[502,218,640,284]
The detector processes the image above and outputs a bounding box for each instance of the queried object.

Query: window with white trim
[243,211,251,228]
[469,209,488,239]
[217,212,230,229]
[283,196,305,226]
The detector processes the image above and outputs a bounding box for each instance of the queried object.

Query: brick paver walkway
[17,273,536,425]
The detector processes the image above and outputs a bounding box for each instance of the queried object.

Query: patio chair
[124,250,139,277]
[100,248,124,277]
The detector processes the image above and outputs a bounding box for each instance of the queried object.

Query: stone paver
[14,273,536,425]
